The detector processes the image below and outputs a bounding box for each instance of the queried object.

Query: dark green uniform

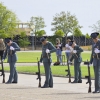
[90,40,100,92]
[3,42,20,83]
[70,45,83,83]
[40,42,56,88]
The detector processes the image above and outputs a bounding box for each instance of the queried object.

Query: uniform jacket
[40,42,56,63]
[90,40,100,66]
[3,42,20,62]
[70,45,83,63]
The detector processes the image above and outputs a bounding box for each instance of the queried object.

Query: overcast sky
[1,0,100,36]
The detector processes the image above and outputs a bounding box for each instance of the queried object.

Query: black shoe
[5,82,11,84]
[92,91,100,93]
[71,80,78,83]
[78,80,82,83]
[49,86,53,88]
[12,81,17,84]
[41,85,49,88]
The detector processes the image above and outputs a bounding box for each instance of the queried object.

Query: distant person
[0,39,5,60]
[40,37,56,88]
[65,39,71,62]
[2,39,20,84]
[55,38,62,64]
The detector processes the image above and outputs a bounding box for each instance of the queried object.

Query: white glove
[69,46,73,52]
[10,46,15,50]
[73,50,77,53]
[2,59,4,62]
[46,49,50,53]
[68,61,71,64]
[94,49,100,53]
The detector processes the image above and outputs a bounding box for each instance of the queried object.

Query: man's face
[93,38,98,43]
[7,41,12,46]
[42,40,47,45]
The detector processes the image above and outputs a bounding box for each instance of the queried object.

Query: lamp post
[30,25,35,50]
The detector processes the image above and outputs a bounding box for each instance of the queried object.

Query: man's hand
[94,48,100,53]
[68,61,71,64]
[69,46,73,52]
[10,46,15,50]
[46,49,50,53]
[73,50,77,53]
[2,59,4,62]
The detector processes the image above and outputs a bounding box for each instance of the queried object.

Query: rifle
[36,58,41,87]
[0,57,5,83]
[65,60,71,83]
[84,60,91,93]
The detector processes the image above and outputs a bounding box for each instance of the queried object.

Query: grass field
[4,51,91,63]
[3,51,94,78]
[4,65,95,78]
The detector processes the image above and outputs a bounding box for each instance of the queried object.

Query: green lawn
[3,51,94,78]
[4,52,91,63]
[4,65,95,78]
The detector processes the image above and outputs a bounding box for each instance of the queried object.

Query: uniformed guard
[69,40,83,83]
[2,39,20,84]
[40,37,56,88]
[90,32,100,93]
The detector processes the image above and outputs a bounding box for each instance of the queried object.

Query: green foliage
[85,33,90,39]
[47,35,62,45]
[54,30,64,37]
[18,32,30,49]
[35,30,46,37]
[29,16,46,31]
[0,2,18,38]
[73,28,83,37]
[98,34,100,39]
[51,11,82,36]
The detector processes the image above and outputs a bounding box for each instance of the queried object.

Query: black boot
[5,81,12,84]
[92,90,100,93]
[71,80,78,83]
[78,80,82,83]
[12,81,17,84]
[41,84,49,88]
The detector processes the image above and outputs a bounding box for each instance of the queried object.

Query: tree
[29,16,46,31]
[29,16,46,50]
[73,28,83,37]
[35,30,46,37]
[54,30,64,37]
[0,3,18,38]
[51,11,82,39]
[18,31,30,50]
[89,20,100,33]
[73,28,83,45]
[85,33,91,46]
[85,33,90,39]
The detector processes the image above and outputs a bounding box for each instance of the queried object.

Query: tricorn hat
[90,32,99,39]
[40,37,46,42]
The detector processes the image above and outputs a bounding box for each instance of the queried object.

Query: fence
[5,35,93,50]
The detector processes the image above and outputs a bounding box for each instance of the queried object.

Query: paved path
[3,62,90,67]
[0,73,99,100]
[19,50,91,53]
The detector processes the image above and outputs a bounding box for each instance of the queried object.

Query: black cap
[6,39,11,43]
[69,40,74,46]
[90,32,99,39]
[40,37,46,42]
